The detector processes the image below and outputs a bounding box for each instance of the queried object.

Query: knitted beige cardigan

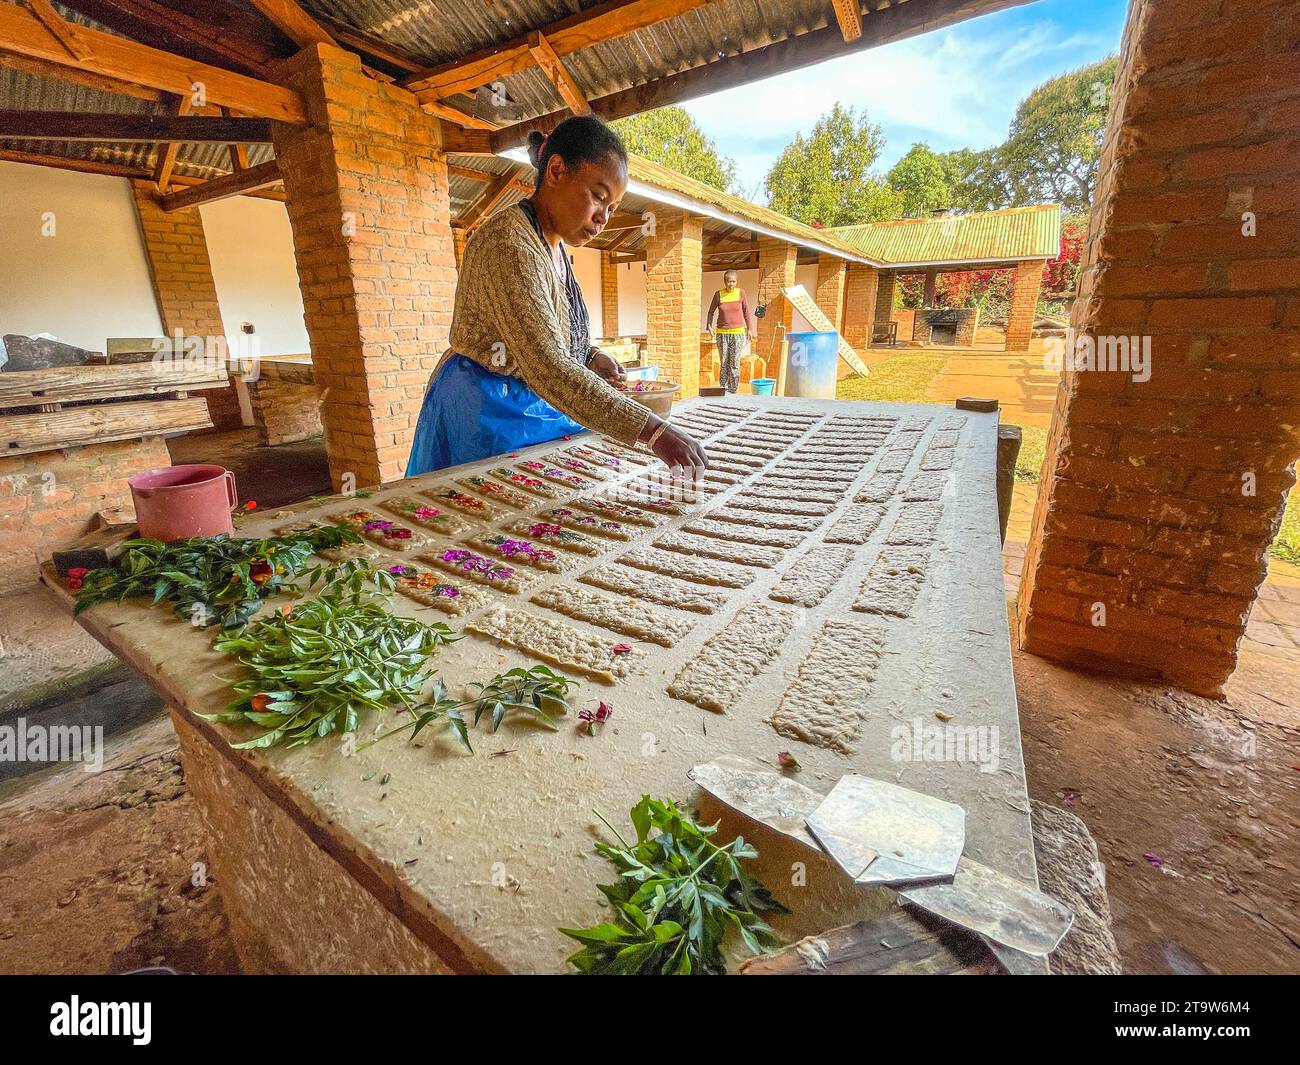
[446,202,650,446]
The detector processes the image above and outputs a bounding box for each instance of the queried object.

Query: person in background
[406,114,707,475]
[706,269,755,394]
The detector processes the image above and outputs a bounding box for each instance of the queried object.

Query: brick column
[644,207,702,399]
[132,183,242,431]
[272,43,456,490]
[1006,259,1044,350]
[1017,0,1300,697]
[841,263,879,351]
[600,250,619,338]
[875,271,897,326]
[922,267,938,307]
[756,237,796,380]
[814,254,847,331]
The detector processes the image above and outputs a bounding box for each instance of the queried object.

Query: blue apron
[406,355,585,476]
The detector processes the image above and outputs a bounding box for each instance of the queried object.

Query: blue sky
[681,0,1130,200]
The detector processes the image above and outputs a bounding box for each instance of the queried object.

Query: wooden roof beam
[457,171,517,230]
[159,159,282,212]
[0,147,283,200]
[403,0,714,101]
[0,2,308,122]
[0,109,274,143]
[527,31,590,115]
[492,0,1031,150]
[831,0,865,42]
[245,0,333,50]
[151,94,192,193]
[26,0,91,61]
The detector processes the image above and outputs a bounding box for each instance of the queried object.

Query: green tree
[937,147,1013,212]
[764,104,903,226]
[998,57,1118,211]
[887,143,952,217]
[612,106,737,192]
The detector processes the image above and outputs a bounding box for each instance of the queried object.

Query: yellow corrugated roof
[830,205,1061,267]
[626,154,875,263]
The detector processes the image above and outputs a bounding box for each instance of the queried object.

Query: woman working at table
[407,115,708,475]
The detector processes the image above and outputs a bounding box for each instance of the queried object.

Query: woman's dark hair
[527,115,628,190]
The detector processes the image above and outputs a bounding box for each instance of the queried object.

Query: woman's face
[540,153,628,246]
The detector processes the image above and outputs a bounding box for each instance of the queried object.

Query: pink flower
[612,643,632,655]
[415,506,440,520]
[438,586,460,598]
[442,549,470,563]
[529,522,562,537]
[577,701,613,736]
[388,564,409,576]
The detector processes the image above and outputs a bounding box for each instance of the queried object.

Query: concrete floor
[0,423,1296,974]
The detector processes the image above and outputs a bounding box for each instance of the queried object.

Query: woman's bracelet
[646,419,670,449]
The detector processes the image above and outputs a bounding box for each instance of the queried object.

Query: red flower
[251,693,273,713]
[66,566,88,590]
[612,643,632,655]
[245,500,258,510]
[249,560,274,584]
[577,701,613,736]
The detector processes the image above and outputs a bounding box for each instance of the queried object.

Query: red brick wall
[756,237,796,381]
[645,207,703,399]
[0,438,170,594]
[841,263,878,350]
[1017,0,1300,696]
[132,182,242,431]
[875,271,897,324]
[249,377,323,446]
[1005,259,1044,351]
[814,255,847,332]
[600,251,620,338]
[272,43,456,490]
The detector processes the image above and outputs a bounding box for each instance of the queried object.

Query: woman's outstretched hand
[647,421,708,471]
[587,350,625,386]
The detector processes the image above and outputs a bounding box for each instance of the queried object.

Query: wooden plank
[316,14,428,74]
[458,172,518,230]
[0,148,284,200]
[831,0,865,42]
[245,0,333,49]
[783,282,871,376]
[25,0,91,61]
[738,909,1003,975]
[0,362,231,410]
[438,126,495,155]
[420,100,499,131]
[57,0,282,77]
[1,397,213,456]
[404,0,713,100]
[0,108,272,144]
[160,159,282,211]
[0,51,162,101]
[526,31,590,115]
[0,2,308,122]
[492,0,1030,149]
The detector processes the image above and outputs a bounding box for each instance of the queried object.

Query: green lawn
[835,356,1298,564]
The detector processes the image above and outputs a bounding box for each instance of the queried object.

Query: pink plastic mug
[128,464,238,542]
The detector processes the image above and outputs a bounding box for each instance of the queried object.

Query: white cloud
[682,12,1118,197]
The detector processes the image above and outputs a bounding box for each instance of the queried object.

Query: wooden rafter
[458,172,517,230]
[0,51,163,101]
[403,0,714,101]
[0,1,308,122]
[526,31,590,114]
[831,0,864,42]
[222,107,250,171]
[0,109,273,143]
[440,126,495,155]
[491,0,1030,150]
[0,147,284,200]
[159,159,282,211]
[420,100,499,131]
[25,0,91,61]
[245,0,333,50]
[151,94,191,193]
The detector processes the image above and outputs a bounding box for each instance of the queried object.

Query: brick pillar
[272,43,456,490]
[841,264,879,351]
[875,271,897,325]
[1006,259,1044,351]
[1017,0,1300,697]
[644,207,703,399]
[132,183,242,431]
[600,250,619,338]
[756,237,796,380]
[922,267,938,307]
[814,254,847,331]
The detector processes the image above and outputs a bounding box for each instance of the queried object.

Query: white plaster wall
[569,245,603,339]
[200,196,309,356]
[0,161,163,352]
[616,260,647,336]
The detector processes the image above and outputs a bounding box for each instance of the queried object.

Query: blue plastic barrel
[750,378,776,396]
[784,331,839,399]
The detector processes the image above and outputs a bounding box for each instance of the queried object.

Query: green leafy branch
[74,525,370,629]
[561,796,785,975]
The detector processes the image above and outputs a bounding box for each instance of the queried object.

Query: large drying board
[56,395,1036,973]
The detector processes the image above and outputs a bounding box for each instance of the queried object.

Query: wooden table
[48,396,1037,974]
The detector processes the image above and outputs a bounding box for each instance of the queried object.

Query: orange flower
[251,693,273,713]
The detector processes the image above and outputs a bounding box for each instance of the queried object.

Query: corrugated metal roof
[831,205,1062,267]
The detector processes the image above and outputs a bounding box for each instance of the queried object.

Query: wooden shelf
[0,361,230,410]
[2,397,213,456]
